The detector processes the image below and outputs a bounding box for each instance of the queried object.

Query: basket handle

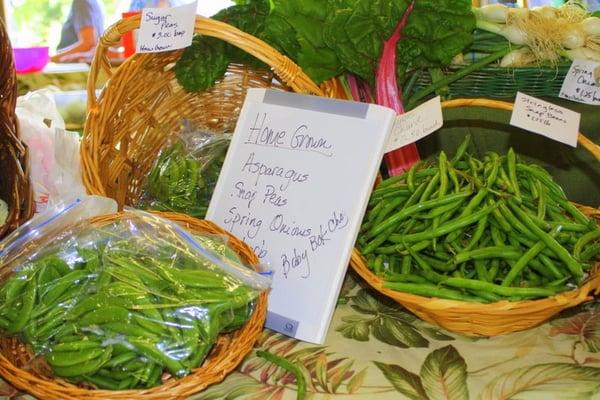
[87,14,324,110]
[441,98,600,162]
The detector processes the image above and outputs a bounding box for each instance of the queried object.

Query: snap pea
[47,347,106,367]
[52,350,112,378]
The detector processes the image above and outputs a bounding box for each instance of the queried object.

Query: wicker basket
[0,19,34,238]
[0,212,268,400]
[412,64,571,101]
[350,98,600,337]
[81,15,323,209]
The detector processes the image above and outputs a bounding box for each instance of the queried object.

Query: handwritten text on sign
[136,1,196,53]
[559,60,600,105]
[385,96,443,153]
[207,89,394,343]
[510,92,580,147]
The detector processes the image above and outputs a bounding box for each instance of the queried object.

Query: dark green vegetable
[256,350,307,400]
[360,135,600,302]
[0,219,261,390]
[139,134,229,219]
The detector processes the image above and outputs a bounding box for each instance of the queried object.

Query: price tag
[559,60,600,105]
[136,1,197,53]
[385,96,443,153]
[510,92,580,148]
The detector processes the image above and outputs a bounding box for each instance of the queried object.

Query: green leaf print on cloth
[479,363,600,400]
[376,345,468,400]
[337,289,453,347]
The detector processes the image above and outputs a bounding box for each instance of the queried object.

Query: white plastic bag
[15,89,86,213]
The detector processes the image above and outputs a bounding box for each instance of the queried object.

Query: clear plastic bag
[136,122,230,218]
[0,201,270,390]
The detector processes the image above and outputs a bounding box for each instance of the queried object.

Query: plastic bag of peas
[0,197,270,389]
[136,121,231,219]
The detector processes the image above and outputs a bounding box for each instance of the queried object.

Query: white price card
[559,60,600,105]
[385,96,443,153]
[510,92,580,148]
[136,1,197,53]
[207,89,395,344]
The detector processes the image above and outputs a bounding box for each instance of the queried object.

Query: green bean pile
[0,227,259,390]
[141,136,229,218]
[358,136,600,302]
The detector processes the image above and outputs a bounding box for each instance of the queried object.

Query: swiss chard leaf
[175,35,229,92]
[396,0,475,82]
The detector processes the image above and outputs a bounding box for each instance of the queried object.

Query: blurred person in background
[51,0,104,63]
[128,0,187,11]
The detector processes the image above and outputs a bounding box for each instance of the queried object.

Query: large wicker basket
[0,19,34,238]
[0,212,268,400]
[81,14,323,208]
[351,98,600,337]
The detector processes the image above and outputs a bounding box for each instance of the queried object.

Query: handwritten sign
[559,60,600,105]
[386,96,443,152]
[510,92,580,147]
[207,89,394,344]
[136,1,196,53]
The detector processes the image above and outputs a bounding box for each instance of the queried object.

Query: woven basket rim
[350,97,600,336]
[0,211,268,399]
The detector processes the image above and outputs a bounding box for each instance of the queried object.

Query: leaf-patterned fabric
[2,272,600,400]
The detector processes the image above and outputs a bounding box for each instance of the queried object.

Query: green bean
[362,226,395,255]
[402,181,428,211]
[498,203,536,240]
[573,230,600,261]
[536,181,547,220]
[472,260,488,282]
[385,273,429,284]
[257,350,306,400]
[383,281,486,302]
[448,165,461,193]
[401,255,412,274]
[454,246,522,265]
[507,148,521,198]
[508,199,583,281]
[450,135,471,165]
[407,162,419,193]
[445,188,489,243]
[420,172,441,203]
[372,196,407,227]
[441,277,558,298]
[580,242,600,263]
[464,215,488,252]
[367,191,472,240]
[488,259,501,282]
[389,203,497,244]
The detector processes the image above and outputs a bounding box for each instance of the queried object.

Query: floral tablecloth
[1,272,598,400]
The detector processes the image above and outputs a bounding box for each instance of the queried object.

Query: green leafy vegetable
[175,35,229,92]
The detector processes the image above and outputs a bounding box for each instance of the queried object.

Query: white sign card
[136,1,197,53]
[559,59,600,105]
[207,89,395,344]
[510,92,580,148]
[385,96,443,153]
